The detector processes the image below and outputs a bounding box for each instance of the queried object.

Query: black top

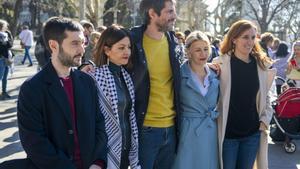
[0,31,13,58]
[225,55,260,139]
[108,62,131,168]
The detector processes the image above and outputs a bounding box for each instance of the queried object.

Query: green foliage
[0,1,15,27]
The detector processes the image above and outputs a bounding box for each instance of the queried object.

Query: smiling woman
[215,19,276,169]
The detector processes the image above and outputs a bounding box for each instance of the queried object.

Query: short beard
[156,21,174,32]
[57,46,82,67]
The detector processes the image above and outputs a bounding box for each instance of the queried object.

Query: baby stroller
[270,77,300,153]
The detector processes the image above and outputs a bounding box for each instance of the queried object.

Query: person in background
[90,24,140,169]
[81,21,94,46]
[205,32,218,62]
[286,41,300,87]
[175,31,186,60]
[173,31,220,169]
[271,37,280,55]
[272,42,290,94]
[175,31,185,45]
[184,29,191,39]
[19,25,34,66]
[96,26,107,33]
[34,34,51,70]
[259,32,274,58]
[214,19,276,169]
[83,31,101,62]
[0,19,13,100]
[17,17,107,169]
[212,38,221,57]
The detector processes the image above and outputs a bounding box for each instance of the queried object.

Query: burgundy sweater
[61,77,104,169]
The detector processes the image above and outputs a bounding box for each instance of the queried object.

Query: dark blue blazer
[17,62,107,169]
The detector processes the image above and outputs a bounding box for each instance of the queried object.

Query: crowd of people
[0,0,300,169]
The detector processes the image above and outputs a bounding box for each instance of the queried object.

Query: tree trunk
[11,0,23,37]
[80,0,86,20]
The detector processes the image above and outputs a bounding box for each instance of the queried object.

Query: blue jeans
[223,131,261,169]
[22,46,32,64]
[0,58,9,93]
[139,126,176,169]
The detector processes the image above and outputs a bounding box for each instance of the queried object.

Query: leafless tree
[176,0,208,31]
[208,0,241,35]
[11,0,23,36]
[245,0,292,33]
[85,0,100,27]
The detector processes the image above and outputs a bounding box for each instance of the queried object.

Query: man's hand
[207,63,221,76]
[89,164,102,169]
[80,64,95,73]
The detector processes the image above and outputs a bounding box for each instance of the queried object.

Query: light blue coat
[173,62,220,169]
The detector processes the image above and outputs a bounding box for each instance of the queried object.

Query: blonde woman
[173,31,220,169]
[286,41,300,87]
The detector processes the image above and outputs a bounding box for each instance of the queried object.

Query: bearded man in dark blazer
[16,17,107,169]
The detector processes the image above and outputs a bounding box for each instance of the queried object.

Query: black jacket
[34,35,51,68]
[128,25,183,129]
[17,62,107,169]
[0,31,13,58]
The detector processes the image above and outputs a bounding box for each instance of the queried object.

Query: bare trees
[85,0,100,27]
[209,0,242,35]
[176,0,208,31]
[245,0,292,33]
[271,0,300,41]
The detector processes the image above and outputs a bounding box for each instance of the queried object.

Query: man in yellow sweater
[129,0,183,168]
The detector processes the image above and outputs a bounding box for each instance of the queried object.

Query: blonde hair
[185,31,212,59]
[220,19,272,69]
[289,40,300,61]
[89,31,101,43]
[185,31,211,55]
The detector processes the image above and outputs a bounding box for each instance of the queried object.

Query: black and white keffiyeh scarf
[90,65,140,169]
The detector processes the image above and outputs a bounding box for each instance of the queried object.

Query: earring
[232,43,235,54]
[107,57,109,65]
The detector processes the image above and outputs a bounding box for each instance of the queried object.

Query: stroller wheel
[283,142,296,153]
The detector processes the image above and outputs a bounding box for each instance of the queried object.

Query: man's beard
[57,46,82,67]
[156,20,175,32]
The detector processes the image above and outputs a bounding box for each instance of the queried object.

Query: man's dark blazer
[17,62,107,169]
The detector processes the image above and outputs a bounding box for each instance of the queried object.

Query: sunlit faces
[153,1,177,32]
[233,27,256,57]
[105,37,131,66]
[294,45,300,58]
[187,40,210,66]
[58,31,85,67]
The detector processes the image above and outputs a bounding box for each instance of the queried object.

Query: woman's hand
[259,122,268,131]
[286,62,293,74]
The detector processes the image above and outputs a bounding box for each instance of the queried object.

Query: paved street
[0,50,300,169]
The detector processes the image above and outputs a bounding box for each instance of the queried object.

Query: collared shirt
[189,64,211,96]
[19,29,34,46]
